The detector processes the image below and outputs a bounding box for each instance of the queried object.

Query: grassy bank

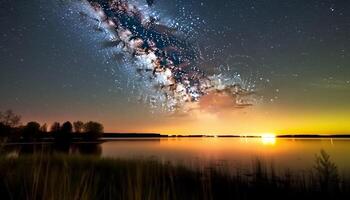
[0,153,349,200]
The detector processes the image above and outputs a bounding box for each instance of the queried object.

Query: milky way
[78,0,256,112]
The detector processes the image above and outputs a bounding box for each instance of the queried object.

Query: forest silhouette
[0,109,104,142]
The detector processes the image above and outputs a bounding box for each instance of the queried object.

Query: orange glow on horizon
[261,133,276,145]
[22,93,350,135]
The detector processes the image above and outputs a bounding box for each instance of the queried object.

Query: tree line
[0,109,104,142]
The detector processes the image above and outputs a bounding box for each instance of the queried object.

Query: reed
[0,151,349,200]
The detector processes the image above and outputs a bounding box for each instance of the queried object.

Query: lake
[101,137,350,172]
[3,137,350,172]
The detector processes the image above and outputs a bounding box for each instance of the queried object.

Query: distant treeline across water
[0,109,104,142]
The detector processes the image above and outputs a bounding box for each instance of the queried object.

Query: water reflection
[101,138,350,171]
[2,138,350,172]
[1,142,102,157]
[261,134,276,145]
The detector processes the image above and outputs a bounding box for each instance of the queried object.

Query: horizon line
[102,133,350,137]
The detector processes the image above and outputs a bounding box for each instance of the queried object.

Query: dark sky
[0,0,349,134]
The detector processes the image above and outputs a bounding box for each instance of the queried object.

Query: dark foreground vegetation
[0,109,104,142]
[1,109,349,199]
[0,150,349,200]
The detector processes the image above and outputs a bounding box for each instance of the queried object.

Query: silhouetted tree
[73,121,84,133]
[0,122,11,139]
[0,110,21,141]
[23,121,41,140]
[83,121,104,140]
[51,122,61,141]
[0,109,21,128]
[54,121,73,142]
[61,121,73,133]
[40,123,48,133]
[50,122,61,133]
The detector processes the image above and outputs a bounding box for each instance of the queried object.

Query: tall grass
[0,151,349,200]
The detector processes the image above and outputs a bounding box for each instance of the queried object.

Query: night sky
[0,0,349,134]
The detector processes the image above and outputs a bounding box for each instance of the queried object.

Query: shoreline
[2,134,350,145]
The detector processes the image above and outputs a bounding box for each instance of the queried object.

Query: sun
[261,133,276,145]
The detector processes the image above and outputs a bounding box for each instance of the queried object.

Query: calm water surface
[102,138,350,172]
[4,138,350,172]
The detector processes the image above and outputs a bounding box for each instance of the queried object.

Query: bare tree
[0,109,21,127]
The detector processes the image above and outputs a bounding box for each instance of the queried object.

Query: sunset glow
[261,133,276,145]
[1,0,349,199]
[0,0,348,135]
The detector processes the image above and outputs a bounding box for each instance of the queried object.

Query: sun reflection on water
[261,133,276,145]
